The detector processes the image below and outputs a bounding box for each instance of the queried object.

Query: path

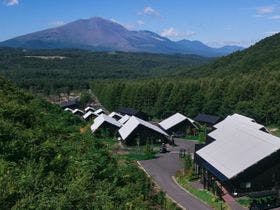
[139,139,212,210]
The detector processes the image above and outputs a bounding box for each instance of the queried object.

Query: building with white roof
[118,116,169,145]
[82,111,98,121]
[108,112,123,121]
[91,114,122,135]
[72,108,84,116]
[118,115,131,124]
[84,106,96,113]
[159,113,198,136]
[195,113,280,196]
[64,108,73,112]
[94,108,105,116]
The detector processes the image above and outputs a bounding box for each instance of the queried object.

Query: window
[245,182,251,189]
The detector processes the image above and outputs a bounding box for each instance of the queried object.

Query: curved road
[139,139,212,210]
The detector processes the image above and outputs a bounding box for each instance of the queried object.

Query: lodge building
[118,116,169,145]
[194,114,280,199]
[91,114,122,136]
[159,113,197,137]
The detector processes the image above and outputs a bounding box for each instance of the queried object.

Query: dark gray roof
[117,107,148,120]
[194,113,221,125]
[60,100,78,109]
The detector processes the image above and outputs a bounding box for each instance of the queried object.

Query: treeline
[0,77,171,209]
[0,47,211,94]
[91,71,280,125]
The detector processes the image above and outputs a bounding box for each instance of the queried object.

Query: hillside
[0,48,211,94]
[0,77,169,209]
[181,33,280,77]
[0,17,243,57]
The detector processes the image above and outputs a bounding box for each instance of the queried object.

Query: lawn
[176,175,229,210]
[183,130,207,143]
[237,197,252,208]
[120,145,160,161]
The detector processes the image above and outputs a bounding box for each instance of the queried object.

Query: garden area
[182,126,207,143]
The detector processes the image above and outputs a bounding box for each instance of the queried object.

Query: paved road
[139,139,212,210]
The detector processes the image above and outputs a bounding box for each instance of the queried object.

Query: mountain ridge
[0,17,243,57]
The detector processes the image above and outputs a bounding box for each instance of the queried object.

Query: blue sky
[1,0,280,47]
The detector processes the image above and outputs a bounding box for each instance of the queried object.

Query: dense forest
[92,71,280,126]
[91,33,280,126]
[0,48,211,94]
[1,33,280,126]
[0,77,171,209]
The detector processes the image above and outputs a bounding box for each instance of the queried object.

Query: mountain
[0,17,243,57]
[176,39,243,57]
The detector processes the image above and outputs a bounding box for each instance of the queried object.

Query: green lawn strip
[183,135,200,141]
[176,176,229,210]
[236,196,252,208]
[182,131,206,143]
[164,196,183,210]
[121,152,155,161]
[116,144,160,161]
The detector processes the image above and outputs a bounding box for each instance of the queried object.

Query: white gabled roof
[214,113,265,131]
[64,108,73,112]
[83,111,98,120]
[109,112,123,119]
[159,113,187,130]
[118,115,131,124]
[118,116,169,141]
[91,114,122,133]
[159,113,197,130]
[94,108,104,116]
[85,106,96,112]
[196,113,280,179]
[72,109,84,114]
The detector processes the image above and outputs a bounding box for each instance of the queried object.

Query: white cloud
[256,6,275,15]
[139,6,160,17]
[110,18,119,23]
[49,21,65,27]
[207,40,254,48]
[123,23,135,30]
[3,0,19,6]
[269,15,280,20]
[225,25,233,31]
[137,20,145,26]
[264,31,279,36]
[161,27,178,37]
[161,27,196,38]
[109,19,144,30]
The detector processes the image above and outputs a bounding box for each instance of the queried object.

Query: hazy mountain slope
[176,39,243,57]
[180,33,280,77]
